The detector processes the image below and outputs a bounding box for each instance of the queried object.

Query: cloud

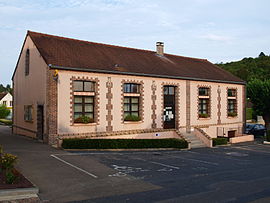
[199,34,232,42]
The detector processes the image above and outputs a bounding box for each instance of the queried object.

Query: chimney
[156,42,164,56]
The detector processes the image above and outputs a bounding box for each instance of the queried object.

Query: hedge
[62,138,188,149]
[266,130,270,142]
[0,119,12,126]
[213,138,228,146]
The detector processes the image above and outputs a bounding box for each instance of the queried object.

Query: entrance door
[37,105,44,140]
[163,86,175,129]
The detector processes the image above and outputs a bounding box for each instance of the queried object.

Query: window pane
[131,84,139,93]
[169,87,174,95]
[124,97,130,104]
[228,89,236,97]
[85,97,93,103]
[131,104,138,111]
[124,84,131,93]
[164,86,169,95]
[74,81,83,91]
[85,104,93,112]
[131,97,139,103]
[131,112,139,117]
[124,104,130,111]
[74,104,82,112]
[74,96,82,103]
[84,82,95,92]
[85,113,93,119]
[124,112,130,118]
[74,113,82,119]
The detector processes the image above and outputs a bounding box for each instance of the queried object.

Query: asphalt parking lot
[1,125,270,202]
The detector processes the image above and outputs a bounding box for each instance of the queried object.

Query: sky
[0,0,270,85]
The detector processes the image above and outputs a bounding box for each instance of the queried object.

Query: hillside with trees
[217,52,270,82]
[217,52,270,131]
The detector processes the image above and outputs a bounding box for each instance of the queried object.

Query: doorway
[37,105,44,140]
[163,86,176,129]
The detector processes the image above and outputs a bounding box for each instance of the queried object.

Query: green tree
[247,79,270,130]
[0,105,10,119]
[259,52,266,57]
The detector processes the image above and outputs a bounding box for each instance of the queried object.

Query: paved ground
[1,125,270,202]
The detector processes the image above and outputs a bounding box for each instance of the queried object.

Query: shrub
[5,170,17,184]
[266,130,270,142]
[0,119,12,126]
[0,105,10,119]
[213,138,228,146]
[199,113,209,118]
[74,116,94,124]
[1,153,17,170]
[124,115,141,121]
[228,112,237,117]
[62,138,188,149]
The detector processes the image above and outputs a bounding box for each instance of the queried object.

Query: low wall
[230,134,254,144]
[55,129,181,148]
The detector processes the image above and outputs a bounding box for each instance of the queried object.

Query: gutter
[49,64,246,85]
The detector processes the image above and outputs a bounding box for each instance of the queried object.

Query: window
[124,97,139,118]
[24,105,33,121]
[25,49,30,76]
[123,83,141,121]
[74,81,95,92]
[3,101,7,106]
[74,96,94,123]
[10,101,12,106]
[198,87,210,118]
[164,86,175,95]
[73,80,96,123]
[227,89,237,117]
[199,87,209,96]
[124,83,139,93]
[228,89,236,97]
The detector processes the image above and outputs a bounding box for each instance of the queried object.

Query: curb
[64,148,189,152]
[0,187,39,201]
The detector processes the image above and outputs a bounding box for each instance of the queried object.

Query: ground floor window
[24,105,33,121]
[228,99,237,117]
[74,96,94,123]
[199,98,210,118]
[124,96,140,121]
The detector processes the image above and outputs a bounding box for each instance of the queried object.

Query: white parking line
[50,154,98,178]
[170,156,219,166]
[149,161,180,169]
[233,146,270,154]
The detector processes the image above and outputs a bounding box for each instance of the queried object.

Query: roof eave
[49,64,246,85]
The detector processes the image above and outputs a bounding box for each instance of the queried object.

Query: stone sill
[198,118,211,120]
[123,121,143,124]
[72,123,97,126]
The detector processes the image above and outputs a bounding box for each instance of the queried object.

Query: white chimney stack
[156,42,164,56]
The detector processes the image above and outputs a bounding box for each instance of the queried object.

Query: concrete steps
[180,132,207,149]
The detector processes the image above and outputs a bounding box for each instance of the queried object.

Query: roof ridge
[27,30,207,62]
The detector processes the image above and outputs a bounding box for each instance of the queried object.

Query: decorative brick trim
[151,81,157,128]
[70,76,100,125]
[46,68,58,143]
[197,85,212,119]
[58,128,176,140]
[217,85,221,124]
[106,77,113,132]
[177,121,244,129]
[161,82,180,129]
[226,87,238,118]
[186,81,191,131]
[121,79,144,123]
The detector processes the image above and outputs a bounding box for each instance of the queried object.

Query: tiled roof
[27,31,244,84]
